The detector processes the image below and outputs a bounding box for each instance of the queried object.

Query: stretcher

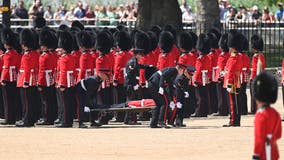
[90,99,156,112]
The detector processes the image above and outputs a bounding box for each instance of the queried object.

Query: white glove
[176,102,182,109]
[226,87,232,93]
[184,92,189,98]
[169,101,175,110]
[220,71,225,77]
[84,106,91,113]
[133,84,139,91]
[158,87,164,95]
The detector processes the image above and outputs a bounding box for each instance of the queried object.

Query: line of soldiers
[0,21,268,128]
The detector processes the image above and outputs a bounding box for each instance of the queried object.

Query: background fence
[6,18,284,68]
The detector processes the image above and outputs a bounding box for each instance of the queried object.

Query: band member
[157,31,175,70]
[96,31,114,124]
[76,69,110,128]
[239,35,250,115]
[250,35,266,114]
[148,63,187,128]
[177,31,196,117]
[55,30,76,128]
[113,30,132,121]
[0,28,22,125]
[147,31,160,67]
[37,28,58,125]
[16,29,40,127]
[223,31,243,127]
[173,64,195,127]
[192,33,211,117]
[214,33,230,116]
[207,33,220,114]
[252,72,282,160]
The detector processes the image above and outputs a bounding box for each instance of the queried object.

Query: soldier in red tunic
[36,28,58,125]
[16,29,40,127]
[252,72,282,160]
[0,28,22,125]
[157,31,175,70]
[55,30,76,128]
[0,40,4,119]
[250,35,266,114]
[223,30,243,127]
[239,35,250,115]
[177,31,195,118]
[192,33,211,117]
[214,33,230,116]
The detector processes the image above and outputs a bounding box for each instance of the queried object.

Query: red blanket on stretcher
[127,99,156,108]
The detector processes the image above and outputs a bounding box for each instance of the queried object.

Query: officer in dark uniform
[148,63,188,128]
[76,69,110,128]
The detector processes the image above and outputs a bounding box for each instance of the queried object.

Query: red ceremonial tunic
[223,53,242,90]
[57,54,76,88]
[251,53,266,80]
[37,51,57,87]
[113,51,132,85]
[240,52,250,84]
[1,49,21,82]
[216,51,230,81]
[254,106,282,160]
[77,51,93,82]
[193,55,211,86]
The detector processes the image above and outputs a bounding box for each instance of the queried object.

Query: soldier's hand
[1,81,6,86]
[23,84,29,88]
[38,87,43,91]
[176,102,182,109]
[184,92,189,98]
[133,84,139,91]
[169,101,175,110]
[158,87,164,95]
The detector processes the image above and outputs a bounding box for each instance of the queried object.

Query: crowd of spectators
[8,0,284,26]
[10,0,138,26]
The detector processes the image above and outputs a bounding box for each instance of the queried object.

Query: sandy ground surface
[0,89,283,160]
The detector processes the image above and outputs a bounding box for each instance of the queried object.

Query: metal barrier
[5,18,284,67]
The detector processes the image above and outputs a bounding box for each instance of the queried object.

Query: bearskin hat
[39,28,54,48]
[151,25,162,38]
[20,29,36,49]
[30,28,40,50]
[33,17,46,29]
[134,31,150,54]
[130,29,139,48]
[147,31,158,52]
[209,27,221,40]
[96,31,112,54]
[188,31,197,49]
[115,30,131,51]
[76,30,93,49]
[57,30,73,53]
[116,25,127,32]
[58,24,69,31]
[253,71,278,104]
[178,31,192,52]
[71,31,79,51]
[159,31,174,53]
[227,30,243,52]
[207,32,219,49]
[251,34,264,51]
[218,33,229,52]
[241,34,249,52]
[71,20,84,31]
[196,33,210,54]
[1,27,17,47]
[163,24,176,41]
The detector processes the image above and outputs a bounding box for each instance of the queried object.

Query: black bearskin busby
[33,17,46,29]
[1,28,17,47]
[196,33,210,54]
[209,27,221,40]
[20,29,36,49]
[115,30,131,51]
[150,25,162,38]
[39,28,54,48]
[251,34,264,51]
[253,71,278,104]
[178,31,192,52]
[207,32,219,49]
[163,24,176,41]
[71,20,84,31]
[218,33,229,52]
[188,31,197,49]
[241,34,249,52]
[58,30,73,53]
[96,31,112,54]
[76,30,93,49]
[147,31,158,52]
[159,31,174,53]
[134,31,150,54]
[227,30,243,52]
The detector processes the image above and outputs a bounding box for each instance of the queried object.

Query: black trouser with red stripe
[195,85,209,117]
[228,93,241,125]
[39,85,57,123]
[186,85,196,116]
[148,84,167,127]
[2,82,21,124]
[216,82,229,115]
[249,80,257,113]
[0,86,4,119]
[20,87,41,125]
[113,84,126,121]
[238,83,248,115]
[209,82,218,114]
[57,87,75,125]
